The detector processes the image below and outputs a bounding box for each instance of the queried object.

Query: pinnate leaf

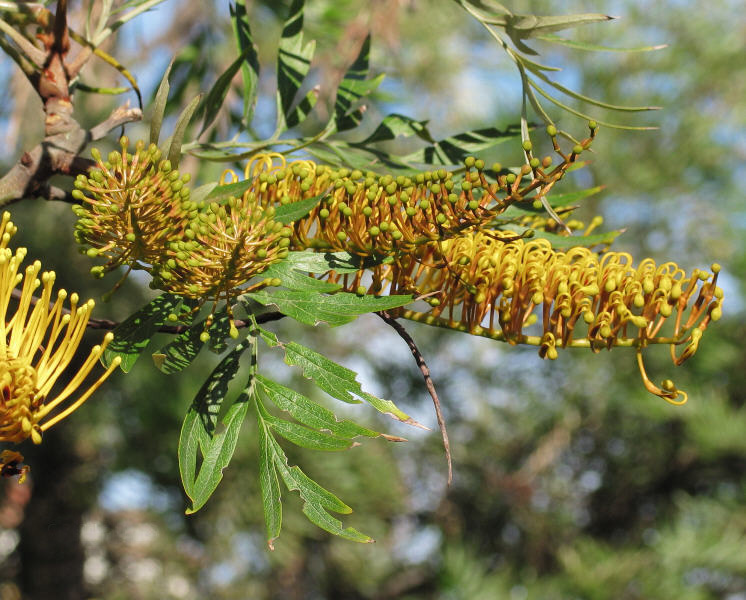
[245,289,413,327]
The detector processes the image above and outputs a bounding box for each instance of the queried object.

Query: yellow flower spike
[0,240,118,452]
[392,233,720,400]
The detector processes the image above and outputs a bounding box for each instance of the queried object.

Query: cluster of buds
[385,233,722,404]
[153,194,292,331]
[221,128,594,259]
[72,137,193,278]
[0,212,120,480]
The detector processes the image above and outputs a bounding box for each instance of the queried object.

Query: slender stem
[377,310,452,485]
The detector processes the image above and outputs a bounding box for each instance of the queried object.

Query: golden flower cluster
[370,233,721,404]
[71,126,722,401]
[0,213,120,480]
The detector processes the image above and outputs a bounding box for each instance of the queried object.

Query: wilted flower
[0,213,120,477]
[72,137,192,279]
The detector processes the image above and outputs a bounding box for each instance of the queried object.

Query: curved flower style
[389,233,722,404]
[0,213,121,477]
[72,137,193,278]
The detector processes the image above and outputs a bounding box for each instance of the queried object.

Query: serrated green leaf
[256,400,353,451]
[206,179,253,202]
[355,113,433,146]
[255,374,380,439]
[282,341,419,425]
[257,410,282,546]
[334,35,383,132]
[187,391,250,513]
[179,341,248,511]
[266,431,372,543]
[276,0,317,131]
[199,47,253,136]
[150,60,173,145]
[245,290,413,327]
[260,257,342,293]
[103,294,181,372]
[276,250,365,274]
[273,189,328,225]
[402,124,522,165]
[230,0,260,125]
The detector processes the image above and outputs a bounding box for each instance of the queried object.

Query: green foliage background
[0,0,744,598]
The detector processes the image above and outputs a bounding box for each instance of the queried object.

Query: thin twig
[11,287,285,333]
[377,310,452,485]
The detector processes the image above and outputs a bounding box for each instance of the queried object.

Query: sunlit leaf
[255,374,381,440]
[261,425,372,544]
[256,399,353,451]
[179,341,250,513]
[333,34,384,132]
[245,289,413,327]
[279,339,420,425]
[230,0,260,125]
[276,0,317,131]
[199,47,253,135]
[402,124,522,165]
[165,93,202,168]
[149,61,172,145]
[273,189,329,224]
[257,407,282,546]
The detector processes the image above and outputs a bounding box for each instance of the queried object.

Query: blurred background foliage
[0,0,745,598]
